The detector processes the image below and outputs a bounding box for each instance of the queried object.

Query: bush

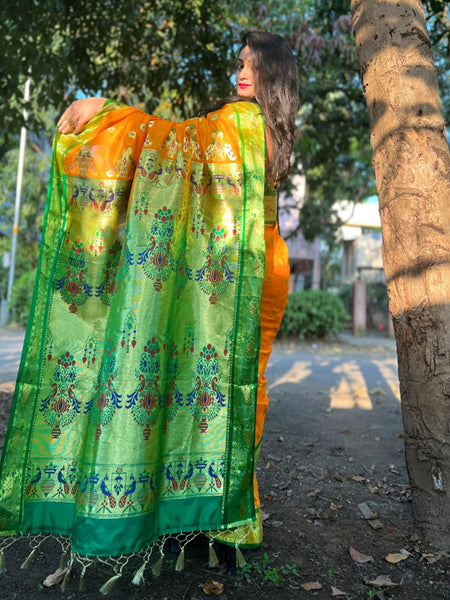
[9,269,37,327]
[278,289,349,340]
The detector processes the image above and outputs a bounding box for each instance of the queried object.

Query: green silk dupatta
[0,101,266,558]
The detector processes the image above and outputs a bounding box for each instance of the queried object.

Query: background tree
[0,0,237,135]
[0,139,50,308]
[0,1,377,246]
[1,0,449,310]
[351,0,450,549]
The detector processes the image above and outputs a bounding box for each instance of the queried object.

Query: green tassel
[208,543,219,568]
[20,548,37,569]
[131,561,147,586]
[99,573,122,595]
[61,566,72,592]
[79,568,87,593]
[59,551,68,570]
[235,546,246,568]
[151,554,163,577]
[0,549,6,574]
[175,547,185,572]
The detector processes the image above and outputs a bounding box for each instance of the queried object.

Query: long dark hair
[241,31,298,187]
[200,31,298,187]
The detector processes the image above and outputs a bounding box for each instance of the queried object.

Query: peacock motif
[40,351,81,438]
[126,338,163,439]
[55,238,92,313]
[137,206,174,291]
[195,225,236,304]
[186,344,226,432]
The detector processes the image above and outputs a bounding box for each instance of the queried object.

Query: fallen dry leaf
[301,581,322,591]
[349,546,374,563]
[271,520,284,528]
[357,502,384,530]
[334,472,348,482]
[351,475,365,483]
[420,552,442,564]
[198,579,224,595]
[385,552,408,564]
[331,585,347,596]
[264,493,274,502]
[364,575,399,588]
[358,502,377,519]
[260,510,270,522]
[43,567,69,587]
[330,501,341,511]
[307,488,321,497]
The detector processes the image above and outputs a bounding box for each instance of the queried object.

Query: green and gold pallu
[0,100,267,579]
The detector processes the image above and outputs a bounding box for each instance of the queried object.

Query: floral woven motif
[0,101,266,558]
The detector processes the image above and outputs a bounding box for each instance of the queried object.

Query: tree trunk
[351,0,450,549]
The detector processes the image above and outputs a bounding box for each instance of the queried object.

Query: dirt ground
[0,337,448,600]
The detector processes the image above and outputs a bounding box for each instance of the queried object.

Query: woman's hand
[57,97,106,134]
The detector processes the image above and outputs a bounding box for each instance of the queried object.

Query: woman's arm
[57,97,106,134]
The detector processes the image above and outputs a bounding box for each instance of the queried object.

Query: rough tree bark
[351,0,450,549]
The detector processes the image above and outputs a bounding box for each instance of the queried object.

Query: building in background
[278,174,321,292]
[334,198,384,284]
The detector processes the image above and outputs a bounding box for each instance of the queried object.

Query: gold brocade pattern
[0,101,289,581]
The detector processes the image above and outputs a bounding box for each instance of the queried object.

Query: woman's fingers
[57,104,82,134]
[57,97,106,135]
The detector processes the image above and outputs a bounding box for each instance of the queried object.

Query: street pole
[1,74,31,326]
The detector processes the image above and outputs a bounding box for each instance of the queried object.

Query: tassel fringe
[208,542,219,568]
[235,546,246,568]
[99,573,122,595]
[175,547,185,572]
[131,560,147,586]
[79,568,87,593]
[61,565,72,591]
[20,548,37,569]
[59,550,68,570]
[151,554,164,577]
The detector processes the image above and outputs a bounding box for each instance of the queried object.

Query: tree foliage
[1,0,237,136]
[0,0,449,303]
[0,142,49,301]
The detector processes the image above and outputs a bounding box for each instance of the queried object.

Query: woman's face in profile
[236,45,255,99]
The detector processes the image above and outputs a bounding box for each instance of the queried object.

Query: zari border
[0,135,69,534]
[221,103,265,526]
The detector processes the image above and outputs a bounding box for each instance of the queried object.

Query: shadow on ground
[0,336,448,599]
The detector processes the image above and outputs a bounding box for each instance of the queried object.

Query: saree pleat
[210,222,289,548]
[0,101,269,558]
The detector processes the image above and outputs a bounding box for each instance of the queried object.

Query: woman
[0,31,298,589]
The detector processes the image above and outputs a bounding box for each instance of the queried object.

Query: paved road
[0,328,25,391]
[0,328,397,392]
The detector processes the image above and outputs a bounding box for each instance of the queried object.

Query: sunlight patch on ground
[373,359,400,402]
[329,361,373,410]
[268,360,312,389]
